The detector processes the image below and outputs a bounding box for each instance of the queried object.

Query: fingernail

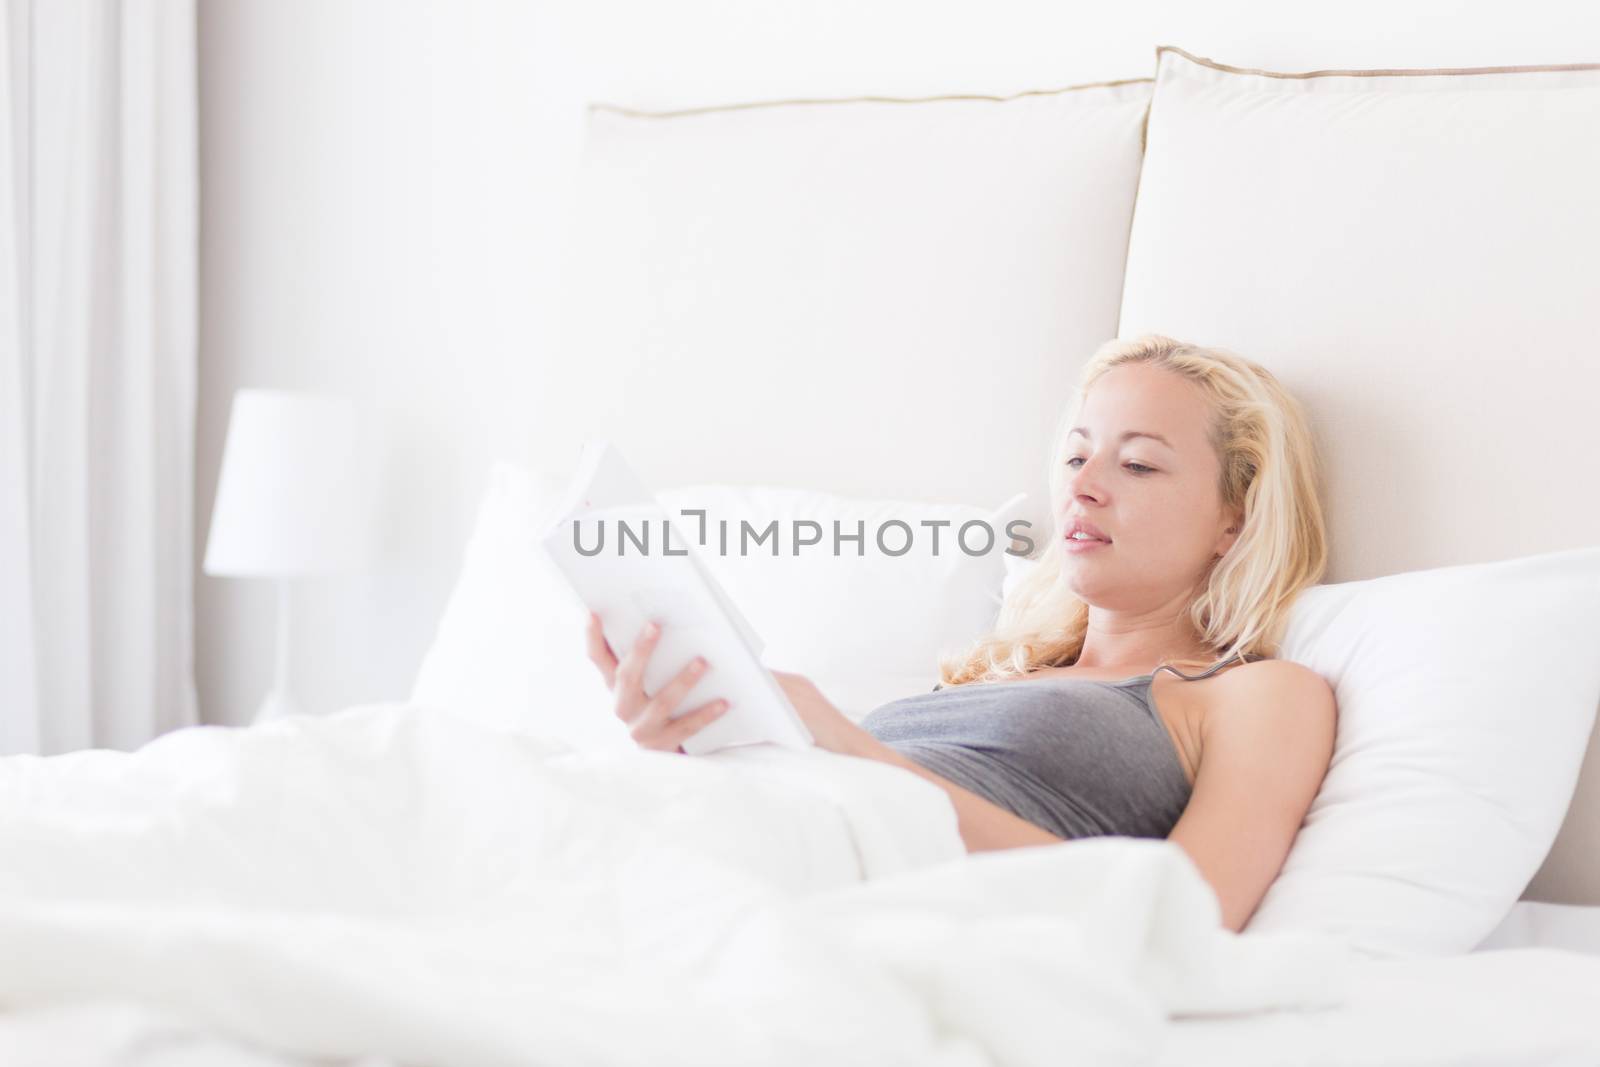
[691,657,706,672]
[645,621,659,637]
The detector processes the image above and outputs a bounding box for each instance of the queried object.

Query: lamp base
[252,688,306,726]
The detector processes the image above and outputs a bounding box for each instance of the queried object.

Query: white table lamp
[204,389,375,725]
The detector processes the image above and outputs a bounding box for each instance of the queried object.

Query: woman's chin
[1057,568,1109,601]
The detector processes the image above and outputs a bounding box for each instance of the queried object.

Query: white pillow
[997,546,1600,958]
[1245,545,1600,959]
[410,464,628,752]
[410,463,1027,748]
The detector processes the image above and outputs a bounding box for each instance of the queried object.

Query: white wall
[196,0,1600,724]
[198,0,585,722]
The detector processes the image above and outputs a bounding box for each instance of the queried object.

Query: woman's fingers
[593,619,727,752]
[640,655,707,726]
[628,654,707,743]
[613,620,660,701]
[661,698,730,750]
[584,612,619,688]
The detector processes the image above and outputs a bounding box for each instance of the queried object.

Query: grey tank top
[859,654,1266,841]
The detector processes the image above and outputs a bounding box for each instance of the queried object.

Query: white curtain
[0,0,198,754]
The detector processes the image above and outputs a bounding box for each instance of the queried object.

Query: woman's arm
[848,733,1067,854]
[580,628,1071,855]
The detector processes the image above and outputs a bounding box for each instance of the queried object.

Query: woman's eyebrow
[1068,427,1175,450]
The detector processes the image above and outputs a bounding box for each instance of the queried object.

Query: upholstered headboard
[541,47,1600,904]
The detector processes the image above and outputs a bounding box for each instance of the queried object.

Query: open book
[539,441,814,755]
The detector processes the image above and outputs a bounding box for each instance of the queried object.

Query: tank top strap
[1151,650,1269,683]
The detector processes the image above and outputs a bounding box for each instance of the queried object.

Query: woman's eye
[1065,457,1156,474]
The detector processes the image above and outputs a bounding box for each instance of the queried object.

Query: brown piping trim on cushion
[588,76,1154,119]
[1156,44,1600,79]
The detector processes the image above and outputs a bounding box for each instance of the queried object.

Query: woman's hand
[583,612,881,759]
[583,613,731,754]
[769,670,881,759]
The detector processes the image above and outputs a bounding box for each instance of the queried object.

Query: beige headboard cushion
[539,77,1154,542]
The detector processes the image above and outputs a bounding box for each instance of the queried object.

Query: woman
[584,334,1337,933]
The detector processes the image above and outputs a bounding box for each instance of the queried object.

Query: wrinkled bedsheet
[0,703,1355,1067]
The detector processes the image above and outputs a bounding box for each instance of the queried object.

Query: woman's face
[1056,363,1240,611]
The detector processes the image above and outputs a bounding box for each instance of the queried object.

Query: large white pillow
[410,463,1026,749]
[409,464,627,752]
[1245,546,1600,958]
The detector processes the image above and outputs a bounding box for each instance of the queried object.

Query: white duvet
[0,704,1355,1067]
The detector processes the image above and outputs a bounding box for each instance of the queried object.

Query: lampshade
[204,389,377,578]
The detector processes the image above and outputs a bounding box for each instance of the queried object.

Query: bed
[1,701,1598,1066]
[5,43,1600,1066]
[2,701,1597,1067]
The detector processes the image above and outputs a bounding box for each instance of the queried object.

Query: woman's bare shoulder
[1209,657,1336,716]
[1187,658,1337,785]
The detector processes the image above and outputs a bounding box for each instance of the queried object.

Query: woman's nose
[1063,455,1107,502]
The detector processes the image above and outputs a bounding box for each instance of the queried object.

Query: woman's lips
[1064,535,1111,554]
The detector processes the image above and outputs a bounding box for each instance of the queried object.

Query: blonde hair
[940,333,1328,686]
